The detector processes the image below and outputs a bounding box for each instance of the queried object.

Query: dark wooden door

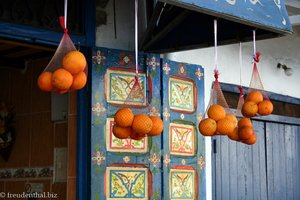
[212,116,300,200]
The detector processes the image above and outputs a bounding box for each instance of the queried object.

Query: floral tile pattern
[169,168,196,200]
[169,77,195,113]
[106,166,148,199]
[106,118,148,153]
[169,123,196,156]
[105,69,146,106]
[0,167,53,179]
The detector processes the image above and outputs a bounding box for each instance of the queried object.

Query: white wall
[96,0,135,50]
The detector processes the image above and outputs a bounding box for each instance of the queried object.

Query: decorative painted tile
[105,69,146,106]
[169,76,196,113]
[106,118,148,153]
[106,166,149,199]
[0,167,53,180]
[169,123,196,156]
[169,168,197,200]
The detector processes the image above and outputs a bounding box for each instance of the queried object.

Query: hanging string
[239,42,242,87]
[135,0,139,75]
[64,0,68,29]
[214,19,218,71]
[253,30,256,57]
[238,42,244,98]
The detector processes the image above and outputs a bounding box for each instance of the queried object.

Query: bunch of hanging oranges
[199,92,273,145]
[199,104,237,137]
[242,90,273,117]
[112,108,164,140]
[37,50,87,93]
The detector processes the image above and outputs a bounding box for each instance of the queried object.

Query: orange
[198,118,217,136]
[246,90,263,104]
[114,108,134,127]
[112,125,131,139]
[228,127,240,141]
[70,71,87,90]
[242,132,257,145]
[51,68,73,90]
[238,126,254,140]
[132,114,153,135]
[130,130,145,140]
[62,50,87,74]
[207,104,226,121]
[224,114,238,127]
[258,100,273,116]
[242,101,258,117]
[238,117,252,128]
[37,71,53,92]
[147,116,164,136]
[216,118,235,135]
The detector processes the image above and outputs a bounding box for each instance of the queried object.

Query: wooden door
[161,59,206,200]
[90,47,206,199]
[212,117,300,200]
[90,47,162,199]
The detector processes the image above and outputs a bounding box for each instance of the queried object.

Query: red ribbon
[59,16,68,33]
[253,52,260,63]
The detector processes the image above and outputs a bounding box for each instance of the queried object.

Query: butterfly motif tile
[105,69,146,106]
[106,166,149,199]
[105,118,148,153]
[169,168,197,200]
[169,123,196,156]
[168,76,196,113]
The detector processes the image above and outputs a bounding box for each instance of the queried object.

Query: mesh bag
[236,86,245,118]
[199,70,236,137]
[242,52,273,117]
[37,16,88,94]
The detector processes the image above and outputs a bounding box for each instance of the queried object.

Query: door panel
[213,118,300,200]
[266,123,300,200]
[213,120,267,200]
[161,59,205,199]
[90,47,162,199]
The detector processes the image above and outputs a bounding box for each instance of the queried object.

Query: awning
[141,0,293,53]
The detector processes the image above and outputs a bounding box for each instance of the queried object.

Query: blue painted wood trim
[219,82,300,105]
[76,47,92,200]
[0,0,96,47]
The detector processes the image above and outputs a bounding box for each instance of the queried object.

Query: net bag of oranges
[37,16,87,94]
[111,0,163,141]
[241,52,273,118]
[198,70,238,137]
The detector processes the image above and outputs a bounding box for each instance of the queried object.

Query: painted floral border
[0,167,53,179]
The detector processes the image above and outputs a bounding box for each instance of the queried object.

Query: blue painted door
[90,47,206,199]
[90,47,162,200]
[161,59,206,199]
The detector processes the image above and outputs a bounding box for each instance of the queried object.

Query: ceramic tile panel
[168,76,196,113]
[105,69,147,106]
[169,167,197,200]
[105,166,149,200]
[169,123,196,156]
[106,118,148,153]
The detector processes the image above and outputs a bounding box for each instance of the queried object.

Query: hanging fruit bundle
[198,20,237,138]
[37,14,88,94]
[199,70,238,137]
[112,0,163,140]
[241,36,273,118]
[113,108,163,140]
